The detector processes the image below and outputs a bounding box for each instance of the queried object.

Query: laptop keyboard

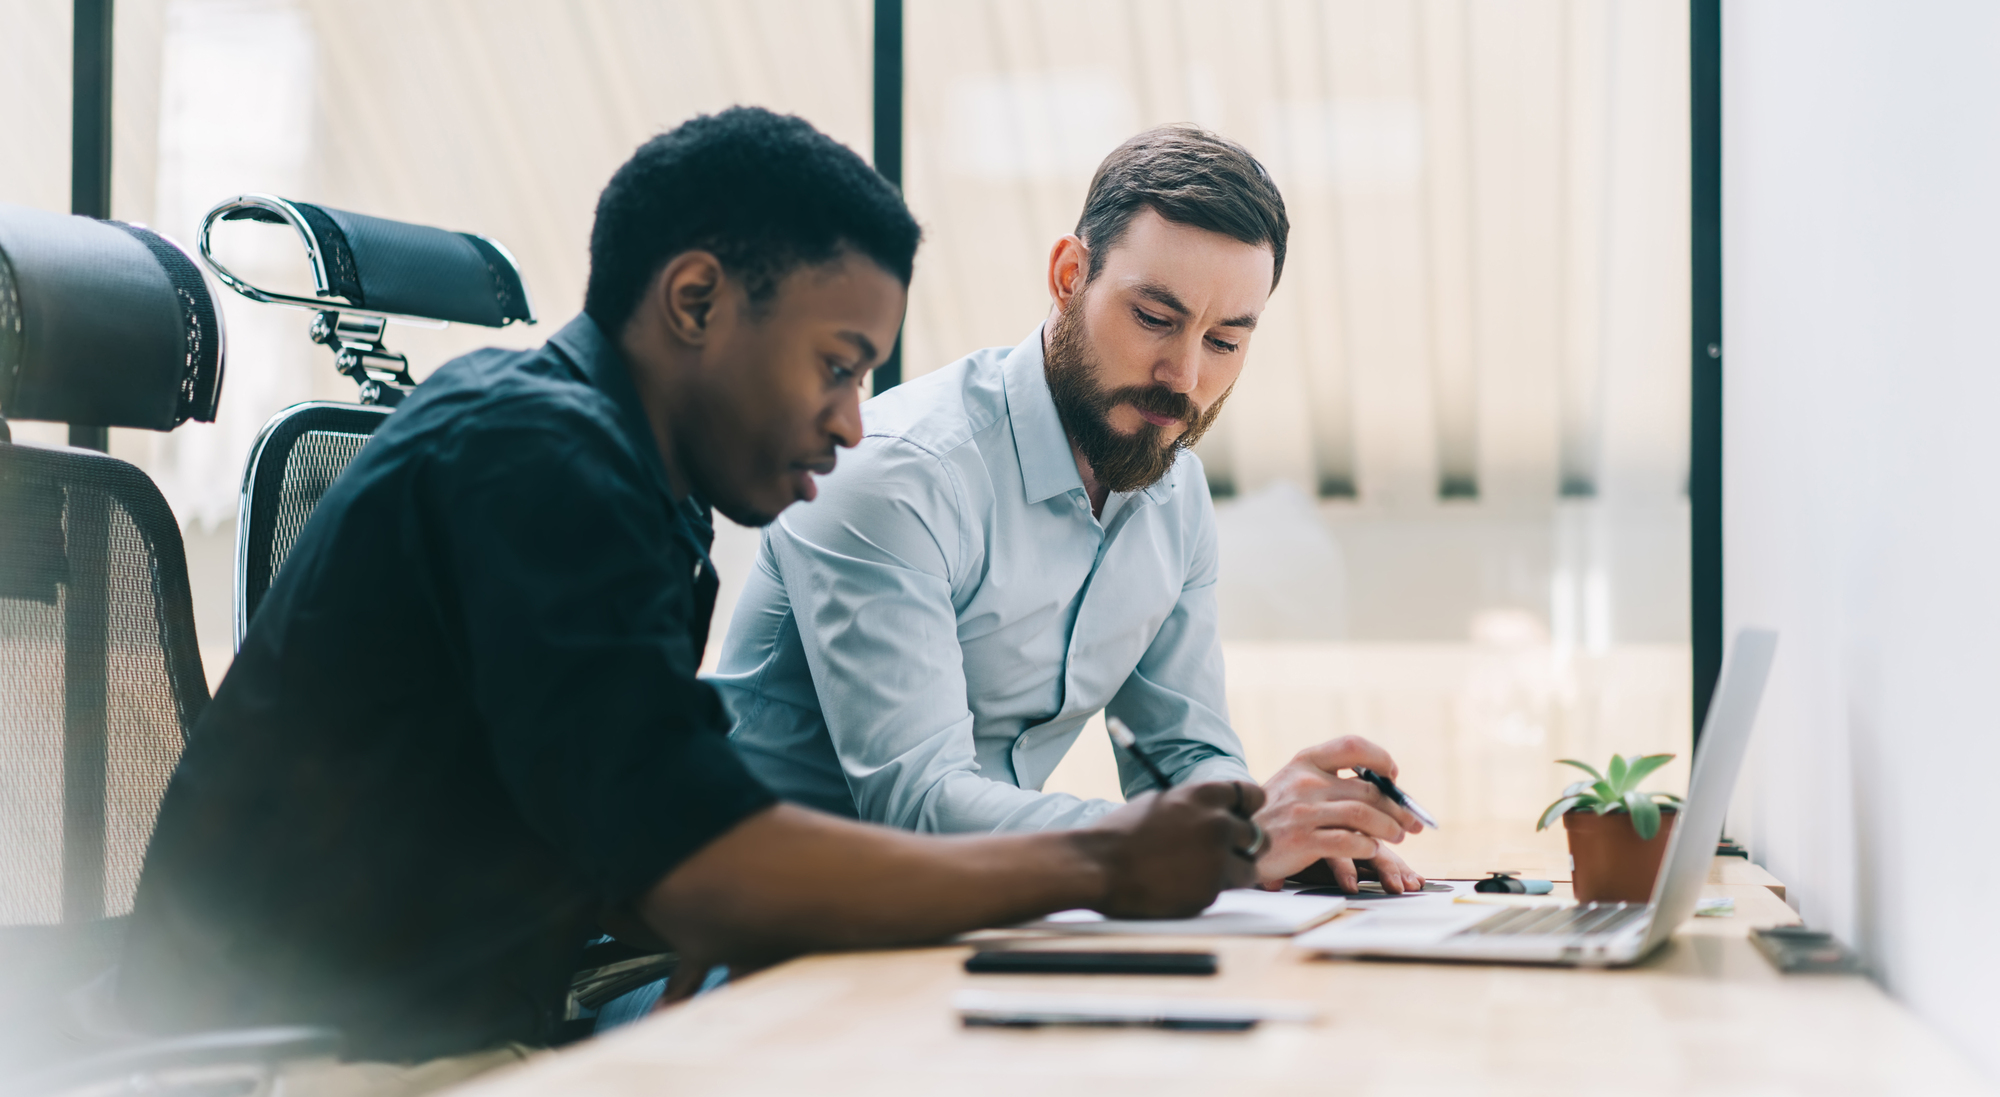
[1456,902,1649,939]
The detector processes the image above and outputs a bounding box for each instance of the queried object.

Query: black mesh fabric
[109,223,223,426]
[269,431,371,584]
[298,203,519,327]
[0,442,207,929]
[293,203,364,305]
[0,242,22,406]
[460,234,534,324]
[240,405,391,636]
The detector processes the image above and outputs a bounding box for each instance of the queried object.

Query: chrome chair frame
[199,194,535,407]
[198,193,535,325]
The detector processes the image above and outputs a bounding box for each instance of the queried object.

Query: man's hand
[642,786,1265,1001]
[1253,736,1426,890]
[1073,781,1266,918]
[1349,843,1425,895]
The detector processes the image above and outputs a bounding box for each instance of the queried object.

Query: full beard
[1044,292,1232,495]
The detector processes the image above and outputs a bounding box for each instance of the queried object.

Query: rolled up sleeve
[1108,482,1254,796]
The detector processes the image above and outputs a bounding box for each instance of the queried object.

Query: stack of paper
[1014,888,1346,937]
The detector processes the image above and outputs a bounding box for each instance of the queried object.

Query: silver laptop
[1294,628,1777,967]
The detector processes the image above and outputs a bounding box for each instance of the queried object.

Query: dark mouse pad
[1296,881,1455,900]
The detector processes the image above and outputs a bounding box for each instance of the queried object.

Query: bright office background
[0,0,1693,830]
[10,0,2000,1082]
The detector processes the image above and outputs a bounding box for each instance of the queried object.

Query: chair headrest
[200,195,535,328]
[0,203,225,431]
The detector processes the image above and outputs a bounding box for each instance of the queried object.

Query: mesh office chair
[191,197,664,1034]
[0,203,340,1093]
[197,195,535,647]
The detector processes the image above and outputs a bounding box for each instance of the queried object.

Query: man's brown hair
[1075,124,1289,290]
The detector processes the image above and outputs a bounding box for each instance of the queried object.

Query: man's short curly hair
[585,107,921,332]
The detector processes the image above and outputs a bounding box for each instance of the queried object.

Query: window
[899,1,1694,824]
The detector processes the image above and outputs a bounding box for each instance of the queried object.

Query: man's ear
[1046,234,1090,310]
[654,250,727,347]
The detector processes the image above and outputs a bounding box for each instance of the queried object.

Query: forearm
[1110,580,1249,791]
[897,766,1117,834]
[1106,688,1250,793]
[641,804,1103,977]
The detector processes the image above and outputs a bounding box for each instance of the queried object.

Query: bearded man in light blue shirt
[714,126,1427,892]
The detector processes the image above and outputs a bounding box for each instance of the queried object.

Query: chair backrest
[0,203,359,1088]
[0,202,224,934]
[0,443,207,929]
[198,195,534,645]
[235,402,392,646]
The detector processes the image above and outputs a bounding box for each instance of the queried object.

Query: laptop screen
[1640,628,1779,949]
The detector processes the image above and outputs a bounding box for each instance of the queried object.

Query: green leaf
[1622,753,1675,789]
[1608,754,1630,793]
[1625,790,1662,840]
[1556,759,1604,782]
[1591,780,1617,804]
[1653,791,1684,805]
[1594,798,1622,815]
[1561,780,1595,799]
[1537,795,1587,831]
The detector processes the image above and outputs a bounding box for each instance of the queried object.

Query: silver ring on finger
[1234,821,1268,861]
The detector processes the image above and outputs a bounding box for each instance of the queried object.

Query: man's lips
[792,460,836,501]
[1137,408,1182,429]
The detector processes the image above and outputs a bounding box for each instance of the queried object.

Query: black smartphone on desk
[964,950,1218,976]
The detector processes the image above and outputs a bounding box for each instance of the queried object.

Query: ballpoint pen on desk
[1105,716,1267,859]
[1354,767,1441,831]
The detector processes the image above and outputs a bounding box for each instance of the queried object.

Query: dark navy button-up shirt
[121,315,774,1061]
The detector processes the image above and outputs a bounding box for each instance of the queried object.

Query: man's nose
[1155,337,1202,395]
[828,388,865,449]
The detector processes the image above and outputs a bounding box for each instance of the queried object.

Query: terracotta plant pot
[1563,808,1678,903]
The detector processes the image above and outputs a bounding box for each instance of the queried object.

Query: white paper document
[1014,888,1346,937]
[1291,880,1489,952]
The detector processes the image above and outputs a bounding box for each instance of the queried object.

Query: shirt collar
[1001,325,1178,508]
[548,313,675,503]
[548,313,719,571]
[1003,326,1087,506]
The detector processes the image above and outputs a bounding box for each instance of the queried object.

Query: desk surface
[1412,820,1791,899]
[451,833,1989,1097]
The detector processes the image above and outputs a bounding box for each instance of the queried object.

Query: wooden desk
[450,851,1987,1096]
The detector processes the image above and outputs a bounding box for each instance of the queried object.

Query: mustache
[1110,385,1201,429]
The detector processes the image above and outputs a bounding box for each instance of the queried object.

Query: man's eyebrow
[1134,282,1191,317]
[838,331,881,364]
[1135,283,1259,331]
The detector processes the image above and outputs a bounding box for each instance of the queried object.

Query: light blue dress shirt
[712,326,1253,833]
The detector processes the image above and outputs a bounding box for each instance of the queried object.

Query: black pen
[1105,717,1173,789]
[1355,767,1441,831]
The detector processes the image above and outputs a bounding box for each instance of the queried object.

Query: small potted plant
[1536,753,1682,903]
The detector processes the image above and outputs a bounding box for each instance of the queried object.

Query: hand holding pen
[1108,717,1433,892]
[1353,768,1441,831]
